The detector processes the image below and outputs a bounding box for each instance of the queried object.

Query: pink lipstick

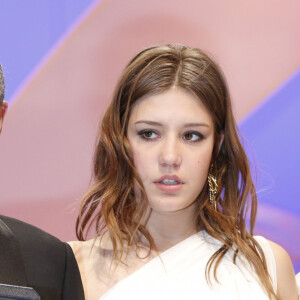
[154,175,184,192]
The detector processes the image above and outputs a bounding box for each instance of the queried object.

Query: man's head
[0,64,8,133]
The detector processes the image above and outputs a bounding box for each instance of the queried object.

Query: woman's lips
[154,175,184,192]
[155,182,183,192]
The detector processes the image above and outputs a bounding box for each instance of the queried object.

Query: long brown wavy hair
[76,44,277,299]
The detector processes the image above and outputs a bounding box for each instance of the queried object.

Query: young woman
[69,45,298,300]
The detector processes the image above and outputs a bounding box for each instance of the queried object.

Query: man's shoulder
[0,215,85,299]
[0,215,62,241]
[0,214,65,254]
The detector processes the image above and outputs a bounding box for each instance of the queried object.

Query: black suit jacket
[0,215,85,300]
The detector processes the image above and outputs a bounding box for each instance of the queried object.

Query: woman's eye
[138,130,159,140]
[183,131,203,142]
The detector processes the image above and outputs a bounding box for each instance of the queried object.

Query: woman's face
[127,87,215,214]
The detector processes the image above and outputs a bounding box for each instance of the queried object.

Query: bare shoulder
[267,240,298,300]
[67,236,114,299]
[67,236,112,267]
[67,239,97,281]
[67,239,95,262]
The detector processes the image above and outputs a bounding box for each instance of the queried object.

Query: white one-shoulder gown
[99,231,277,300]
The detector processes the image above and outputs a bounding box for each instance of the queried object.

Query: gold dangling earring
[207,169,218,210]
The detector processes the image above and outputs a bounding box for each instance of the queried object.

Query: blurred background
[0,0,299,271]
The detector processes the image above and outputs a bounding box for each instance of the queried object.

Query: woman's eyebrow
[183,122,210,128]
[134,120,163,126]
[134,120,209,127]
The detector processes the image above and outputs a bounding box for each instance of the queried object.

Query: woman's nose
[158,136,182,168]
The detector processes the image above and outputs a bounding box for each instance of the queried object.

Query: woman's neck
[144,202,199,253]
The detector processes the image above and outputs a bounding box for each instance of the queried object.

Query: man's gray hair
[0,64,5,103]
[0,64,5,104]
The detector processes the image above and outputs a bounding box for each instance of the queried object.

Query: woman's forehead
[128,87,214,128]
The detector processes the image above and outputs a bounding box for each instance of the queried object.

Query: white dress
[296,272,300,298]
[99,231,277,300]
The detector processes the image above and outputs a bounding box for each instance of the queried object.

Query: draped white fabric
[296,272,300,298]
[99,232,276,300]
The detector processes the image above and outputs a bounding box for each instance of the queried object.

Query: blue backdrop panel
[0,0,96,103]
[240,68,300,271]
[240,69,300,213]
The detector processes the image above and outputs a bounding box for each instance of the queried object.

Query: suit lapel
[0,218,27,286]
